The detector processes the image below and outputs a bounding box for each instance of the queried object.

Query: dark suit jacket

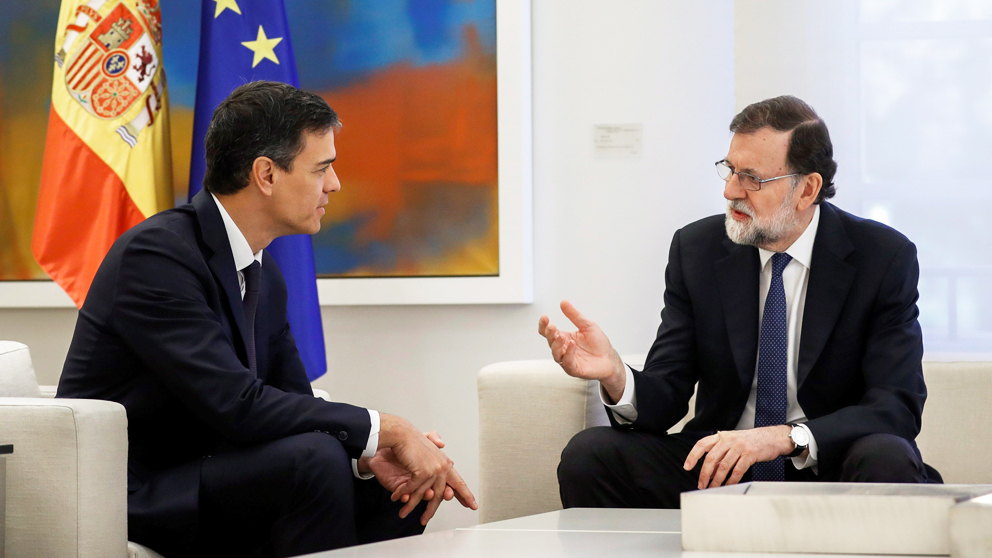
[57,190,371,551]
[615,202,927,473]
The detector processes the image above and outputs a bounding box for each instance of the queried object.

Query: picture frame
[315,0,533,306]
[0,0,532,308]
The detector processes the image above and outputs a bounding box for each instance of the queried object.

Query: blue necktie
[751,252,792,482]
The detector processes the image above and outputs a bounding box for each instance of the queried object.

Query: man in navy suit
[541,96,939,509]
[58,81,476,557]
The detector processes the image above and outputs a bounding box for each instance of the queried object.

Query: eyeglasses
[715,160,799,191]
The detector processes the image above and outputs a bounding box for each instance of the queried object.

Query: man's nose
[723,175,746,201]
[325,167,341,193]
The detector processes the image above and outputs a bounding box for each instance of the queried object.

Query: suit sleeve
[615,228,699,434]
[261,262,317,396]
[266,322,315,395]
[803,239,927,468]
[112,227,372,458]
[268,316,313,396]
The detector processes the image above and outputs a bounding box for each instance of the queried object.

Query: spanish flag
[32,0,173,307]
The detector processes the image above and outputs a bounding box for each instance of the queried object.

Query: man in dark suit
[58,81,476,557]
[540,95,939,509]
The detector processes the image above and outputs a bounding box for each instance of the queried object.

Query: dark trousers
[558,427,941,509]
[134,432,426,558]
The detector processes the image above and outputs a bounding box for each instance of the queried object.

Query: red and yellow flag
[33,0,173,306]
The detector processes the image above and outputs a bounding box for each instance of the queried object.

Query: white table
[297,508,677,557]
[298,507,927,558]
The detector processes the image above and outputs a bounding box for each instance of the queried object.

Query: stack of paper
[681,482,992,555]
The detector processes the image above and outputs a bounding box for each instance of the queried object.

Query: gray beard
[724,197,800,249]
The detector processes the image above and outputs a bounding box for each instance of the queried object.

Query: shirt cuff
[351,409,380,480]
[601,364,638,424]
[790,423,819,471]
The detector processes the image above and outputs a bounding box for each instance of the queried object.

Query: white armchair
[0,341,331,558]
[0,340,162,558]
[478,355,992,523]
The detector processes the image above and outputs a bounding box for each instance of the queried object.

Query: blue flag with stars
[188,0,327,381]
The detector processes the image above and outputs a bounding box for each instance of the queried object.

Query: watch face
[792,426,810,447]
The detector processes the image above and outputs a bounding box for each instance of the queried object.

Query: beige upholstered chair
[478,355,992,523]
[0,340,162,558]
[0,340,332,557]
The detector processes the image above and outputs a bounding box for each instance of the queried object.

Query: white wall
[0,0,735,532]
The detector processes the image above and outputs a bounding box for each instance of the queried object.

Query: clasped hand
[365,415,477,525]
[683,425,794,489]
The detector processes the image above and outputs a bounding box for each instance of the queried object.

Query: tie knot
[771,252,792,276]
[243,260,261,293]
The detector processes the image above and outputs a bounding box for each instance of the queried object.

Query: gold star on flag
[241,26,283,68]
[213,0,241,18]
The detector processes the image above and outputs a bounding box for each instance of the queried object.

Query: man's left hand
[364,432,456,504]
[366,448,455,503]
[683,425,794,489]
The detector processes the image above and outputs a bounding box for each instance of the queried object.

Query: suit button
[338,431,348,441]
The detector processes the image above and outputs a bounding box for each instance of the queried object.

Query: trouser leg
[834,433,938,483]
[557,427,708,509]
[352,473,427,545]
[195,432,358,557]
[195,432,428,558]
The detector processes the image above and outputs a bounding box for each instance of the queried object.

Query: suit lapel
[193,190,251,361]
[798,203,856,387]
[716,239,761,389]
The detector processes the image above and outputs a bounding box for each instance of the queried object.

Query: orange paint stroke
[320,25,498,245]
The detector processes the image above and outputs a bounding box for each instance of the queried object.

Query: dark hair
[729,95,837,203]
[203,81,341,195]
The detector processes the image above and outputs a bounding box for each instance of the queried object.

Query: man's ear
[796,172,823,211]
[251,156,276,196]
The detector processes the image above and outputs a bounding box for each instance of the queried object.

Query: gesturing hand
[683,426,795,489]
[538,300,626,402]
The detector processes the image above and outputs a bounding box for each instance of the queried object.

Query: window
[737,0,992,356]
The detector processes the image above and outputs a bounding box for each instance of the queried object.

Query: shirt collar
[758,203,820,271]
[211,192,262,271]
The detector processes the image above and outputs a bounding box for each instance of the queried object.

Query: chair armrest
[919,361,992,484]
[0,397,128,558]
[477,360,591,523]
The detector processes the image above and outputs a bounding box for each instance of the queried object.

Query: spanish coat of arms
[58,0,165,146]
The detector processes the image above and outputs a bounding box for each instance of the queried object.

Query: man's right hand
[377,413,477,525]
[538,300,627,403]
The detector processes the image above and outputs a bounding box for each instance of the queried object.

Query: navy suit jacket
[616,202,927,473]
[57,190,370,550]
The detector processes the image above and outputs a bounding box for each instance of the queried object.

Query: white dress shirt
[604,205,822,471]
[212,193,378,478]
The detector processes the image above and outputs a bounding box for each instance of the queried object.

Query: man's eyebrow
[314,158,335,167]
[727,159,758,175]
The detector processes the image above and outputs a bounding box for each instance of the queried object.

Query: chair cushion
[0,341,41,397]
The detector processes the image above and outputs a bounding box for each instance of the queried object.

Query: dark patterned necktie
[751,252,792,482]
[242,261,261,377]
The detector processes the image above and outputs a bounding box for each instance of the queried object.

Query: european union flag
[188,0,327,381]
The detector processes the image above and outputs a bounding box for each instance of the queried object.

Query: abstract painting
[291,1,500,278]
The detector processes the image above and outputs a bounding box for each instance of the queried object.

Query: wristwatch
[787,423,810,458]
